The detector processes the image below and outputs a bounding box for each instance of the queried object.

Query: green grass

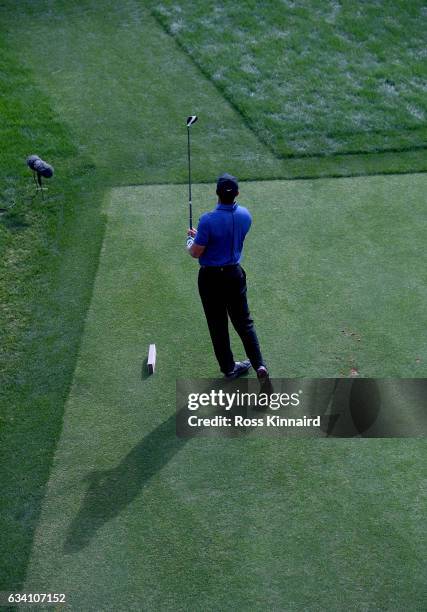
[67,177,427,380]
[0,0,286,592]
[0,43,106,591]
[0,0,426,605]
[0,0,284,184]
[2,0,426,182]
[150,0,427,158]
[22,182,426,610]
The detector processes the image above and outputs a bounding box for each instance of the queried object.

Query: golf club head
[186,115,198,127]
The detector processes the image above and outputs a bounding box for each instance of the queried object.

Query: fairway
[23,177,426,609]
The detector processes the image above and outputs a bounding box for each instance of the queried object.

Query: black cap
[216,173,239,197]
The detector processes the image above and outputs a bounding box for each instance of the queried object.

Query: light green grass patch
[24,178,426,610]
[71,175,426,379]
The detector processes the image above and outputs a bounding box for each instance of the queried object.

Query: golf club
[186,115,198,229]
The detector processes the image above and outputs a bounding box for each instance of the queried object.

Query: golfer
[186,173,268,380]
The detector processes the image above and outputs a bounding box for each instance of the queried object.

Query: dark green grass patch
[0,43,105,591]
[150,0,427,158]
[23,181,426,610]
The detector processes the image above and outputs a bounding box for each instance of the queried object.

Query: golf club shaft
[187,127,192,229]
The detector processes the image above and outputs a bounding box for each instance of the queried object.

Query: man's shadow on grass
[64,379,363,552]
[64,411,187,553]
[64,379,249,553]
[65,376,418,552]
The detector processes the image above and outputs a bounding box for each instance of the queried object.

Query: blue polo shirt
[195,202,252,266]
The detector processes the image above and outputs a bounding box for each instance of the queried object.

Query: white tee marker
[147,344,157,375]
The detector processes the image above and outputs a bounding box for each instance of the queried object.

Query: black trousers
[198,264,264,374]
